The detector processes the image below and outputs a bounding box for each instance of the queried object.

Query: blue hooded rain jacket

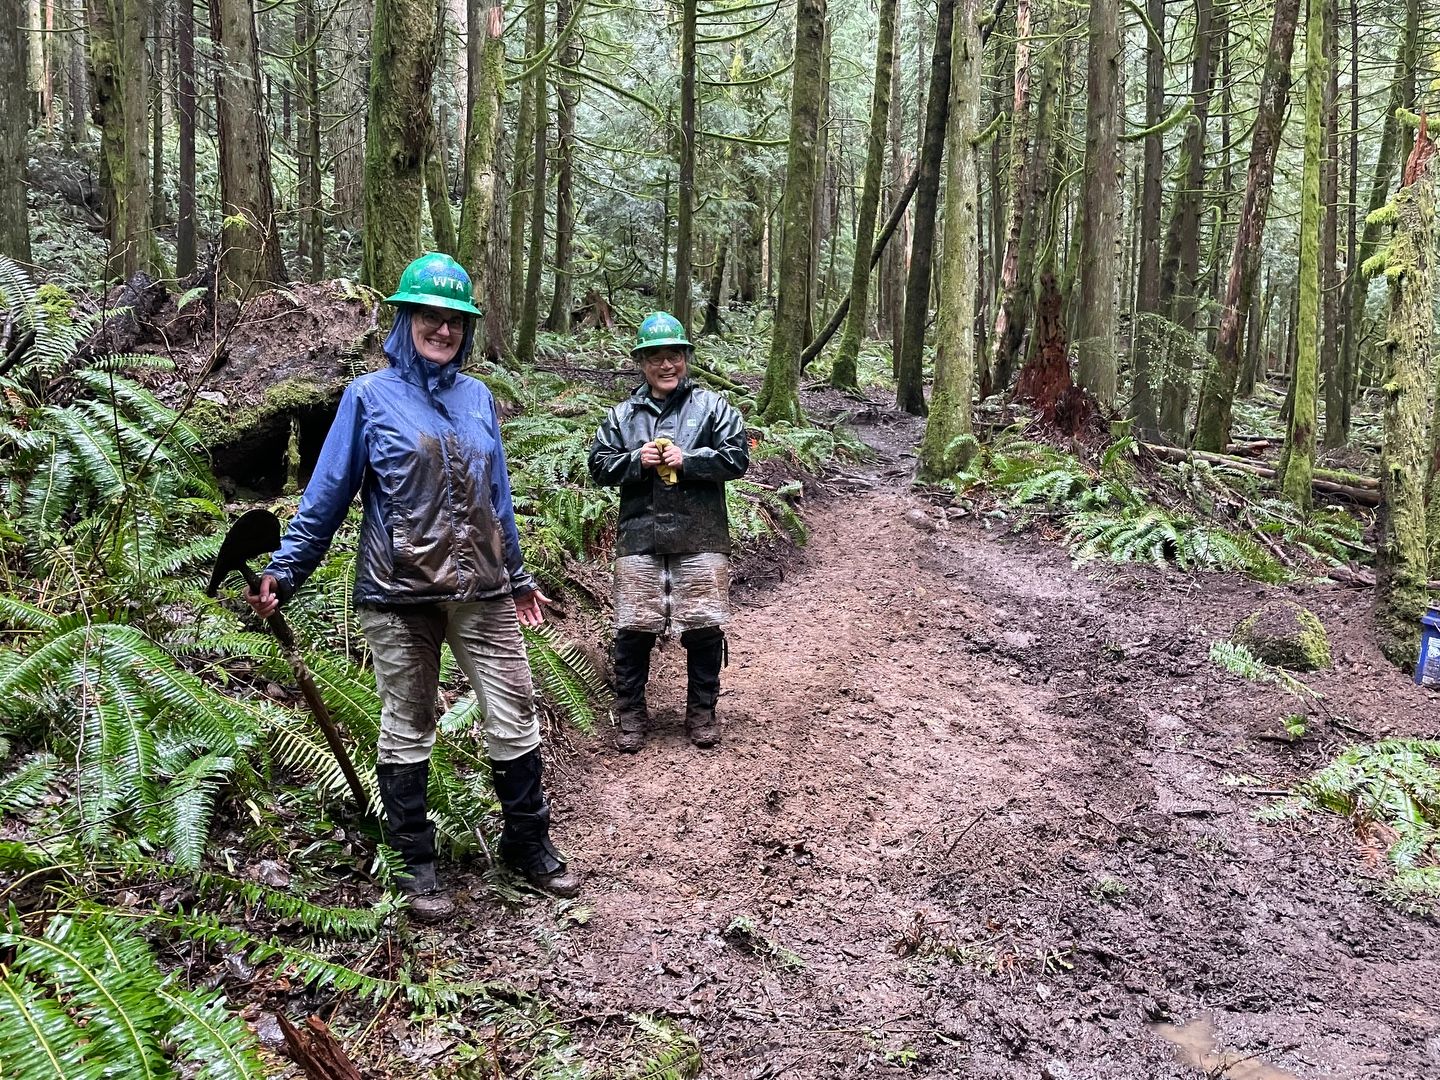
[264,312,536,606]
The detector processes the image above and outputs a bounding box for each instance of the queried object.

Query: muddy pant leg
[358,605,447,871]
[359,605,447,765]
[442,598,542,763]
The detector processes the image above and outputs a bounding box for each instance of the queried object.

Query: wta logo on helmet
[632,311,693,356]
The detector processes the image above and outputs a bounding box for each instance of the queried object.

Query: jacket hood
[383,308,475,393]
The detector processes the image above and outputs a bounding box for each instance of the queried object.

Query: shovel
[207,509,371,815]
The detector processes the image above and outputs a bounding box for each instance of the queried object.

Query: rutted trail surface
[487,414,1440,1079]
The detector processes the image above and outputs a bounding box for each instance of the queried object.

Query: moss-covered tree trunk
[508,0,538,317]
[425,132,457,256]
[1278,0,1325,508]
[1375,134,1436,666]
[1340,0,1418,425]
[895,0,956,416]
[514,0,548,364]
[0,0,32,263]
[1073,0,1120,407]
[362,0,438,291]
[1131,0,1165,439]
[1191,0,1300,451]
[1319,0,1340,448]
[301,0,323,280]
[1156,0,1212,441]
[457,0,505,295]
[756,0,826,425]
[87,0,161,279]
[671,0,696,330]
[982,0,1032,401]
[700,232,728,336]
[830,0,897,390]
[918,0,981,481]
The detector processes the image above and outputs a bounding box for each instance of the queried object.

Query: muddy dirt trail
[487,410,1440,1079]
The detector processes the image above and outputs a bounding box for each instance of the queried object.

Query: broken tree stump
[277,1013,363,1080]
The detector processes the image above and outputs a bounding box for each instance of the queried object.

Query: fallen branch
[278,1014,363,1080]
[800,167,922,369]
[1142,443,1381,505]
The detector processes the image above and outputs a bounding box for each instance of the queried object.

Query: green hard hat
[631,311,693,358]
[384,252,483,316]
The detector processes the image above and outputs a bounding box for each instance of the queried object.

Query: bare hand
[245,574,281,619]
[515,588,554,627]
[659,442,683,470]
[639,441,663,468]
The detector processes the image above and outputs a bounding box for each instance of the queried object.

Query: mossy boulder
[1231,600,1331,671]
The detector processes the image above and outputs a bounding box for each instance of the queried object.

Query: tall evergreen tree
[0,0,32,263]
[919,0,982,480]
[1278,0,1326,506]
[1074,0,1121,406]
[830,0,897,390]
[756,0,827,424]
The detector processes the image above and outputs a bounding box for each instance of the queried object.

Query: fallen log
[1142,443,1381,506]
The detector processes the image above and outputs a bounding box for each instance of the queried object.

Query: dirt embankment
[444,402,1439,1079]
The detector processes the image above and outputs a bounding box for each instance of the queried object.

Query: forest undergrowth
[0,258,863,1078]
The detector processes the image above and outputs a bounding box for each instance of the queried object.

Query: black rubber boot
[613,630,656,753]
[376,762,454,921]
[492,749,581,897]
[681,626,725,748]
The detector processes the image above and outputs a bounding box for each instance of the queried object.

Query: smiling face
[637,346,689,398]
[410,306,468,365]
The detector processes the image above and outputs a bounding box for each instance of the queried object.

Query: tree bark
[700,232,728,336]
[509,0,538,317]
[544,0,577,332]
[149,0,164,228]
[919,0,982,480]
[0,0,32,263]
[756,0,826,424]
[1375,136,1436,665]
[331,0,370,233]
[672,0,696,329]
[363,0,439,290]
[1073,0,1121,407]
[896,0,957,417]
[1191,0,1302,451]
[1340,0,1419,423]
[1156,0,1213,440]
[513,0,547,363]
[1320,0,1341,447]
[88,0,160,279]
[879,2,904,340]
[213,0,284,292]
[982,0,1032,400]
[1130,0,1165,438]
[830,0,897,389]
[458,0,505,332]
[1278,0,1326,508]
[175,0,196,275]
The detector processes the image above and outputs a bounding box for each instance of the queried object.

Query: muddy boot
[681,626,725,749]
[492,749,581,897]
[613,630,656,754]
[376,762,455,922]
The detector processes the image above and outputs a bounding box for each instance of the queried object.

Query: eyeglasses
[415,309,468,333]
[641,355,687,370]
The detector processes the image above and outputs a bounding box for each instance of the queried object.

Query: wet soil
[467,399,1440,1078]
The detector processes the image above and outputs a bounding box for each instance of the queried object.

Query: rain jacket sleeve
[264,385,368,598]
[588,406,645,486]
[682,397,749,481]
[486,394,538,596]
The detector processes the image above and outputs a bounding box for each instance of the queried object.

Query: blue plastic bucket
[1415,608,1440,686]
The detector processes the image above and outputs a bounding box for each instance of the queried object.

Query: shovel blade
[206,508,283,596]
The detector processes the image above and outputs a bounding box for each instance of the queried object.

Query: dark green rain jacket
[588,378,749,556]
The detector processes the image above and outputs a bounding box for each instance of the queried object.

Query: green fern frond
[153,983,266,1080]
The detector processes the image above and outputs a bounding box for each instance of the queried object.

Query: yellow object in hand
[653,437,679,485]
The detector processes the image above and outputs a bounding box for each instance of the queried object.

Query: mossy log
[1142,443,1380,505]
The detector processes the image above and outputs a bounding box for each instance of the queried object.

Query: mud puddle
[1155,1015,1303,1079]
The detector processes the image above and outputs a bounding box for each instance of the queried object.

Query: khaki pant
[359,599,541,765]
